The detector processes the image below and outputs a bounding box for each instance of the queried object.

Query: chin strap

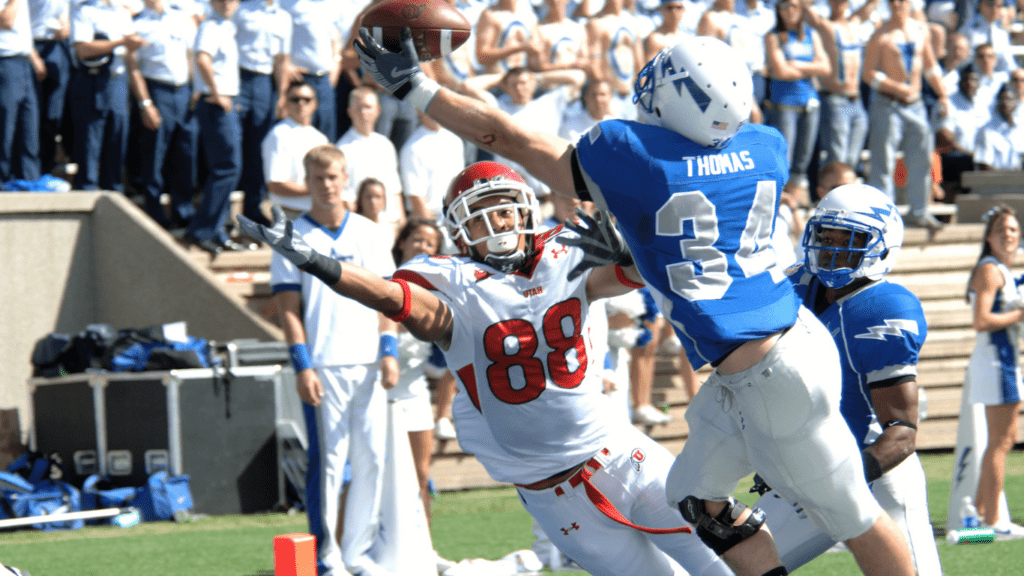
[484,249,528,273]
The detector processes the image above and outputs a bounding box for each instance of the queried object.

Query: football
[361,0,472,62]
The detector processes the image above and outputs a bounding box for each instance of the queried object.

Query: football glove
[237,206,341,285]
[354,27,439,111]
[557,208,634,282]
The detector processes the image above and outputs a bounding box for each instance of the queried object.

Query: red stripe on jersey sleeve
[393,269,438,291]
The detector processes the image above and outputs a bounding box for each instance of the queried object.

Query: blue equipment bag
[81,475,139,525]
[135,472,193,522]
[0,478,83,530]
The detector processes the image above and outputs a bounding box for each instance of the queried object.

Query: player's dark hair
[966,204,1018,301]
[392,217,443,266]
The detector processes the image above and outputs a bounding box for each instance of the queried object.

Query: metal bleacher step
[920,299,973,330]
[890,271,972,301]
[890,243,980,274]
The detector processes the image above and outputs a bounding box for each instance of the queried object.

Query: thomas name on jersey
[681,151,756,177]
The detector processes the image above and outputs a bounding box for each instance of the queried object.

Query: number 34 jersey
[575,121,800,369]
[392,228,630,485]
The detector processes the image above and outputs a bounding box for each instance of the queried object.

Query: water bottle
[946,497,994,544]
[961,496,980,528]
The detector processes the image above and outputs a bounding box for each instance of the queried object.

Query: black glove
[557,209,635,282]
[354,27,439,111]
[237,206,341,286]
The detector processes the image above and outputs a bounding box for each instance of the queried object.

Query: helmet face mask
[802,184,905,288]
[443,162,542,272]
[634,36,753,149]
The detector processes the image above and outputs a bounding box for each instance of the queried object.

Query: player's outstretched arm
[238,209,454,345]
[354,27,578,197]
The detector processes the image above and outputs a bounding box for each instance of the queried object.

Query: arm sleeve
[193,20,216,56]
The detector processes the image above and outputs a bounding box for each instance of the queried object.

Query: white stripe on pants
[311,364,386,576]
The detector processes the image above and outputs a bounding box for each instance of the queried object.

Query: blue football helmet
[802,183,905,288]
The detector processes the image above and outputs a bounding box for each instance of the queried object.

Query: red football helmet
[443,162,542,271]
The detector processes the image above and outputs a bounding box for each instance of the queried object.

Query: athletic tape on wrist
[862,449,884,483]
[289,343,313,373]
[385,278,412,322]
[407,76,441,113]
[302,252,342,286]
[379,332,398,359]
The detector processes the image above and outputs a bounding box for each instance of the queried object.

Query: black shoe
[221,238,259,251]
[184,234,223,255]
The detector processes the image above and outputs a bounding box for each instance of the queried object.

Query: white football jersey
[393,227,633,484]
[270,212,396,366]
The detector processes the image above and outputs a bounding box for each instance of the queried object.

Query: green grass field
[1,451,1022,575]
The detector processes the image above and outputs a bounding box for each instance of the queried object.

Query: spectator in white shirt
[974,83,1023,171]
[559,78,616,144]
[261,80,329,216]
[461,66,585,195]
[973,42,1010,114]
[399,111,466,223]
[336,86,405,230]
[958,0,1017,73]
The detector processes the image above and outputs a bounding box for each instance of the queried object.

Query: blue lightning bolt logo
[955,447,972,486]
[854,319,919,340]
[856,204,895,224]
[660,58,711,112]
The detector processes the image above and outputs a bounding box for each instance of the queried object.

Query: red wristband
[385,278,412,322]
[615,265,645,289]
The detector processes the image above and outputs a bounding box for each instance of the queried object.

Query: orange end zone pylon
[274,533,317,576]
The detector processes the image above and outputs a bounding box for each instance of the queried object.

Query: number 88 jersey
[392,228,626,485]
[574,120,800,369]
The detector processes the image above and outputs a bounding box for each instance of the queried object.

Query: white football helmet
[443,162,542,272]
[633,36,753,149]
[802,183,905,288]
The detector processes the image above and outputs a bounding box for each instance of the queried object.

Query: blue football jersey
[791,266,928,450]
[574,120,800,368]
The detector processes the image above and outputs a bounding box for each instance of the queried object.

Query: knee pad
[678,495,767,556]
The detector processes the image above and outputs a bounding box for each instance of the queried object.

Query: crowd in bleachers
[2,0,1023,248]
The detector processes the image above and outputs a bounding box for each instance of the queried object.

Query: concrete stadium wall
[0,192,282,445]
